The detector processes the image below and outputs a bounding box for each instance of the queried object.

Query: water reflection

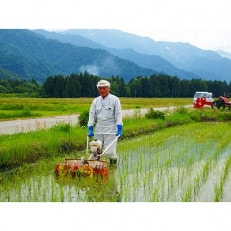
[0,166,120,202]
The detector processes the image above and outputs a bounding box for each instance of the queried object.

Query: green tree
[43,76,55,97]
[53,75,65,97]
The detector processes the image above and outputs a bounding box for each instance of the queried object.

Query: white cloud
[1,0,231,52]
[79,65,99,76]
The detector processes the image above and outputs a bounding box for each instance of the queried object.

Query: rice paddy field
[1,96,230,231]
[1,122,231,202]
[0,95,191,120]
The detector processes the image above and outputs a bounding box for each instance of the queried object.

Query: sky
[1,0,231,53]
[1,0,231,230]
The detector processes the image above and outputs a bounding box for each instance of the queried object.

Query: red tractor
[211,96,231,110]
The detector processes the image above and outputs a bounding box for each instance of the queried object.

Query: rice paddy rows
[1,122,231,202]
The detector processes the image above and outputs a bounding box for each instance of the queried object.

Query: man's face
[98,86,110,98]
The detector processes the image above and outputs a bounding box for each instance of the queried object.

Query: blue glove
[87,126,94,137]
[116,124,123,137]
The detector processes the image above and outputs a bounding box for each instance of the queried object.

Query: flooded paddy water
[1,122,231,202]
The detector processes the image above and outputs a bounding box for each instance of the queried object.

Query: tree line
[0,78,42,96]
[1,72,231,98]
[42,72,231,98]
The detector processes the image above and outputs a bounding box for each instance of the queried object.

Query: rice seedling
[116,122,231,202]
[213,153,231,202]
[1,112,231,201]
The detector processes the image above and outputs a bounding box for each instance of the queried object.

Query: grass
[0,95,192,120]
[0,123,88,169]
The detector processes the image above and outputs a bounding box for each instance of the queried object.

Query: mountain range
[0,29,231,83]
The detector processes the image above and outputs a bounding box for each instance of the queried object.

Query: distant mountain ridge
[1,29,231,83]
[216,50,231,60]
[62,29,231,82]
[34,29,199,79]
[106,48,197,78]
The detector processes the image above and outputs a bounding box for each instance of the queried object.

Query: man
[87,79,123,165]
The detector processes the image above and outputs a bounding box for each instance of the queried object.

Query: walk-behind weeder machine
[54,136,119,179]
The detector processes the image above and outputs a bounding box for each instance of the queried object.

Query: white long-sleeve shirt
[88,93,123,134]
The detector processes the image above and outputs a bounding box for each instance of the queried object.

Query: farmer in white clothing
[87,79,123,165]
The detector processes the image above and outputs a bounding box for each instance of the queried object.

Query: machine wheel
[220,99,226,109]
[215,99,225,109]
[211,101,216,109]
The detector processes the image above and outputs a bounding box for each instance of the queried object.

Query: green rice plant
[0,96,192,120]
[202,159,212,179]
[181,185,193,202]
[214,184,222,202]
[223,154,231,179]
[151,187,160,202]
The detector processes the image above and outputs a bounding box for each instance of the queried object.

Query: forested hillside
[62,29,231,82]
[34,29,197,79]
[0,29,156,83]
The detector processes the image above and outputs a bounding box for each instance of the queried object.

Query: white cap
[96,80,110,88]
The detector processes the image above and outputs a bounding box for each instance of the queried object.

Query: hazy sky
[1,0,231,53]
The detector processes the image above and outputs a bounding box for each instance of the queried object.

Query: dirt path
[0,106,187,135]
[0,115,79,135]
